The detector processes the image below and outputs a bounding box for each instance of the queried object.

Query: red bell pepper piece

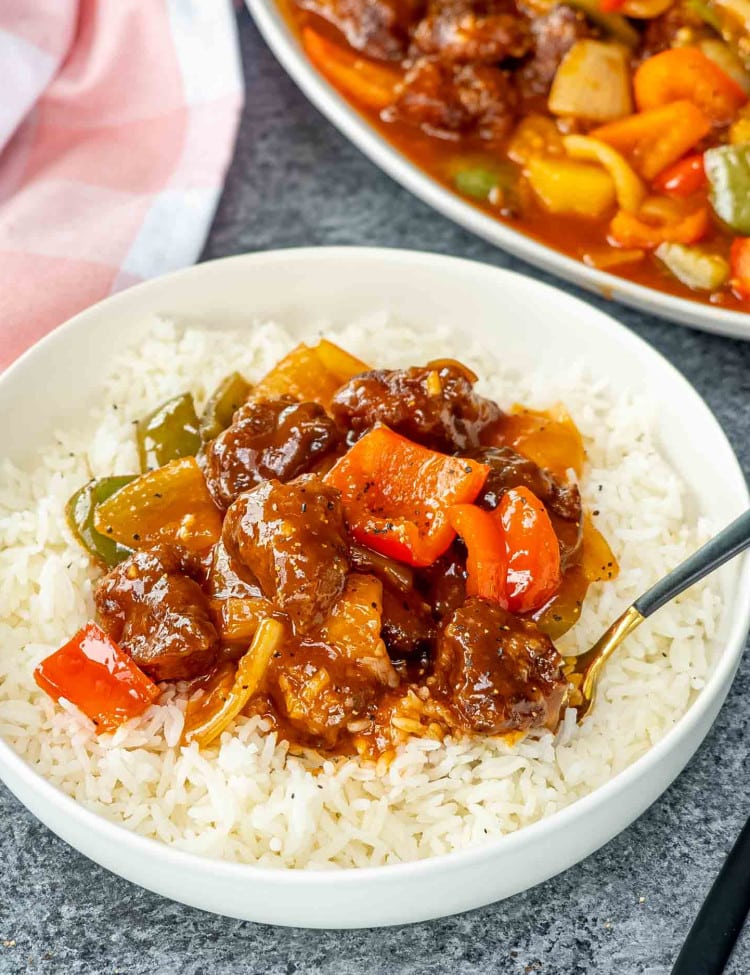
[731,238,750,300]
[34,621,160,731]
[609,205,710,249]
[448,504,508,607]
[652,154,706,198]
[500,487,562,614]
[325,425,489,567]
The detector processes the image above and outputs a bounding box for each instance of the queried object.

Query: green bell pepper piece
[66,476,137,567]
[705,144,750,234]
[453,162,518,203]
[137,392,201,472]
[199,372,251,442]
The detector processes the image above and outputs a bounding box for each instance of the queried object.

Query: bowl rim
[245,0,750,341]
[2,245,749,886]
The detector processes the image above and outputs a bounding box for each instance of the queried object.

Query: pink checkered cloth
[0,0,244,370]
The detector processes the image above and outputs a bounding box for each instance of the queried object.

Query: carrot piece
[34,622,159,731]
[652,154,707,197]
[609,205,710,249]
[730,238,750,299]
[634,47,747,125]
[592,101,711,180]
[302,28,401,111]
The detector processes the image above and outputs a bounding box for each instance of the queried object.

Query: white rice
[0,317,722,869]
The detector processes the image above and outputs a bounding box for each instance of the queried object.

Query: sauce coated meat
[222,475,349,633]
[204,396,340,510]
[95,544,219,681]
[49,341,619,757]
[435,597,567,734]
[332,362,503,451]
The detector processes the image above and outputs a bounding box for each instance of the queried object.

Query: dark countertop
[3,9,750,974]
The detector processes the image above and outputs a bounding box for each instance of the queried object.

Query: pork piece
[411,0,531,63]
[297,0,422,59]
[204,397,341,510]
[205,539,263,599]
[381,583,436,658]
[222,475,349,633]
[386,57,519,142]
[268,640,380,748]
[516,5,592,101]
[331,361,504,451]
[267,573,396,749]
[95,544,219,682]
[435,596,567,734]
[473,445,581,521]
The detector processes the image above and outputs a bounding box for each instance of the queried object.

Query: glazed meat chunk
[331,361,503,451]
[204,397,341,510]
[222,475,349,633]
[412,0,531,63]
[386,58,519,142]
[473,445,581,520]
[296,0,422,59]
[95,544,219,681]
[268,641,380,748]
[516,5,592,101]
[435,597,567,734]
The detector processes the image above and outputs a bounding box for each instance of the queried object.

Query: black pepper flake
[132,533,140,541]
[106,526,113,534]
[592,509,600,516]
[464,465,473,474]
[301,502,307,513]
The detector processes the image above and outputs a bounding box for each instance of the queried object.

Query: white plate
[1,248,749,928]
[246,0,750,340]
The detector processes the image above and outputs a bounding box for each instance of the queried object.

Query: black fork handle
[635,509,750,619]
[671,813,750,974]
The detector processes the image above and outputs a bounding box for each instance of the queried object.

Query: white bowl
[246,0,750,341]
[1,248,749,928]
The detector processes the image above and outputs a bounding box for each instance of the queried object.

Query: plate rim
[1,245,749,889]
[245,0,750,340]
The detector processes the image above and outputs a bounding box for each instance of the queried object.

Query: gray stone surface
[2,8,750,973]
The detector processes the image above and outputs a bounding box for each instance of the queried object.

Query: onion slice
[184,617,284,748]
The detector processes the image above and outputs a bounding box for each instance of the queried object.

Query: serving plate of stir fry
[1,249,748,926]
[248,0,750,336]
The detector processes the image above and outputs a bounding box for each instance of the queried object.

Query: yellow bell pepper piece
[563,135,646,213]
[507,115,565,165]
[526,157,616,218]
